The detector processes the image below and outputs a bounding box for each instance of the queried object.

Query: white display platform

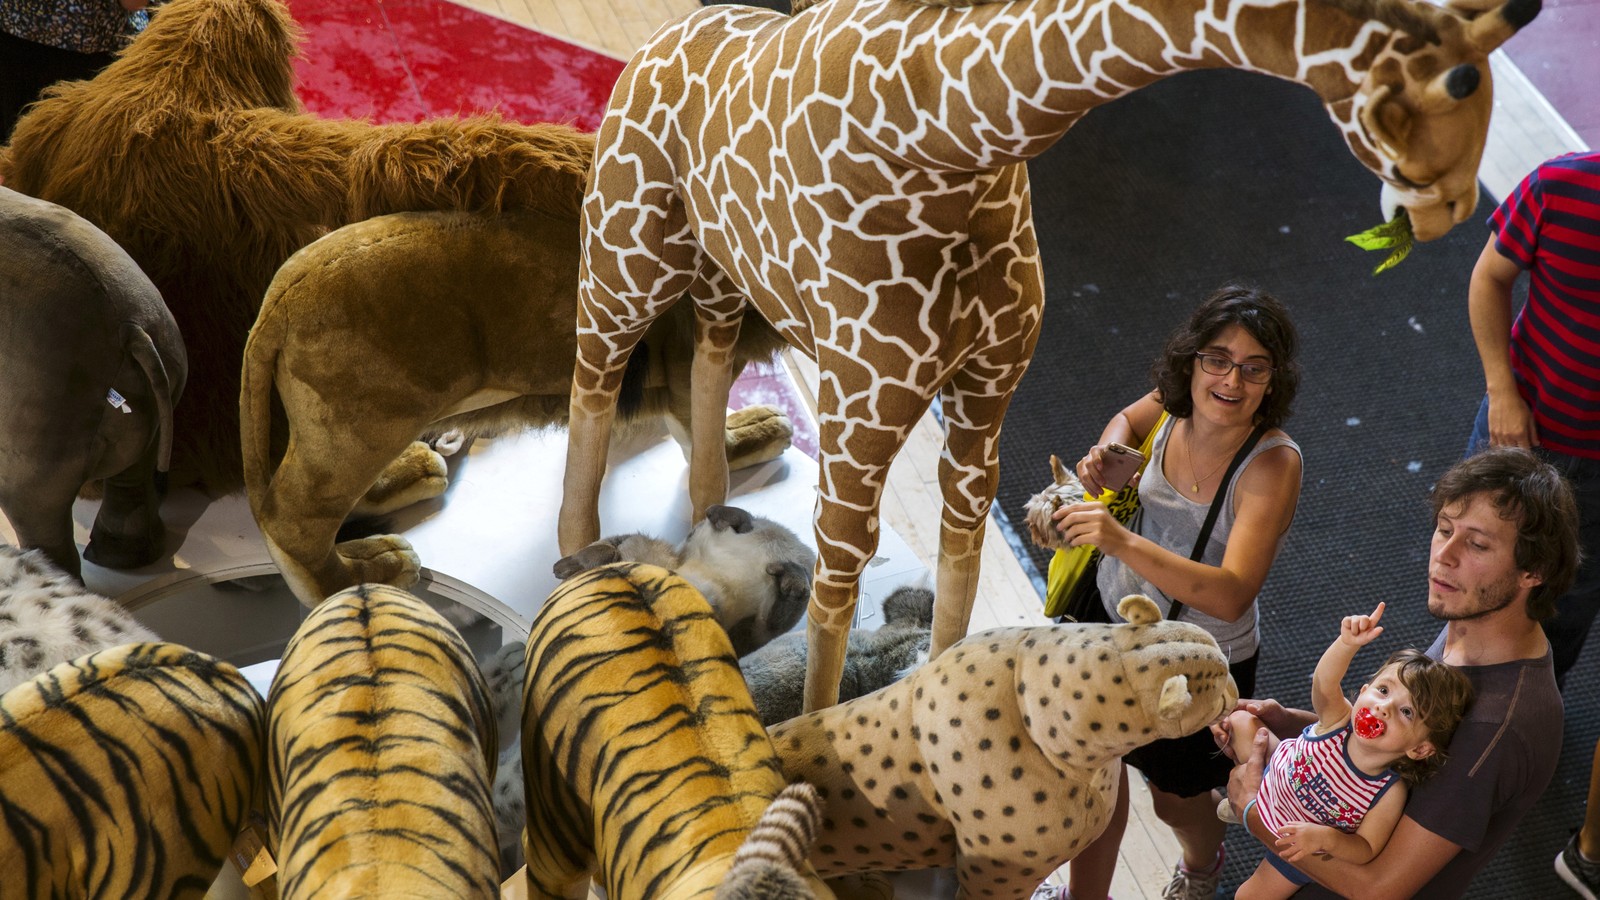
[0,420,929,662]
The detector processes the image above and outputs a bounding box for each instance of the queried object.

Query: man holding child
[1220,447,1580,898]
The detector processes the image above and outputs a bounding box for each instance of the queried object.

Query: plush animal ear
[1158,674,1193,719]
[706,505,756,534]
[1463,0,1541,53]
[1116,594,1161,625]
[552,541,622,579]
[1050,454,1070,485]
[1359,83,1414,161]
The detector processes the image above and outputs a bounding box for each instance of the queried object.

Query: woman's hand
[1075,443,1138,498]
[1051,501,1130,555]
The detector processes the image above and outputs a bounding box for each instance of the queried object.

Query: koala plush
[770,594,1238,899]
[553,504,814,657]
[740,584,934,726]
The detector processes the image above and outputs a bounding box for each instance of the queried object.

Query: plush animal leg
[256,437,422,607]
[686,275,746,522]
[928,363,1034,656]
[802,354,929,712]
[0,469,86,582]
[350,440,449,518]
[559,182,706,554]
[84,440,166,570]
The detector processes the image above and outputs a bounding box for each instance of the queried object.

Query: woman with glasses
[1042,283,1304,900]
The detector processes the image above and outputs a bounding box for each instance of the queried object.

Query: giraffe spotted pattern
[560,0,1538,713]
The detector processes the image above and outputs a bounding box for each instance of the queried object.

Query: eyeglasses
[1194,352,1275,384]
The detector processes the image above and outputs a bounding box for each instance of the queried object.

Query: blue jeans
[1468,396,1600,687]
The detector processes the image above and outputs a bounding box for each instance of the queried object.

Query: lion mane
[0,0,623,494]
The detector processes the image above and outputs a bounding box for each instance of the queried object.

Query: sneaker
[1160,847,1224,900]
[1557,832,1600,900]
[1216,796,1240,825]
[1028,883,1111,900]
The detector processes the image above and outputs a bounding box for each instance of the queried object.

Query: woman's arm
[1275,783,1408,865]
[1058,439,1301,622]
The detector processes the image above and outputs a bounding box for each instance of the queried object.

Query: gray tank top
[1097,415,1301,662]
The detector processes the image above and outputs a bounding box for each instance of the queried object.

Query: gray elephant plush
[0,187,186,579]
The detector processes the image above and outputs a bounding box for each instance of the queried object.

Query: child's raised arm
[1310,602,1387,733]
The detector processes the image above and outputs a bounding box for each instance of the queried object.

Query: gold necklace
[1182,420,1246,494]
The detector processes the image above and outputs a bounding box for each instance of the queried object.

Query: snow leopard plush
[0,544,159,694]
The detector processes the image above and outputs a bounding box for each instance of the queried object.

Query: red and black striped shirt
[1489,151,1600,459]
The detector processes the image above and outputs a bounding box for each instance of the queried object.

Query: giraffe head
[1337,0,1540,241]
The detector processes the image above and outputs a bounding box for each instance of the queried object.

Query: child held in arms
[1221,602,1474,898]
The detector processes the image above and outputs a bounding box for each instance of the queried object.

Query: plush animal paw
[328,535,421,603]
[351,441,449,517]
[725,404,793,470]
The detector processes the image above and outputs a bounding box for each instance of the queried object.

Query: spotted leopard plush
[770,594,1237,899]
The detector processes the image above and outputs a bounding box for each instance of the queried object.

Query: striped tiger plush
[0,642,266,898]
[521,562,834,899]
[265,583,500,899]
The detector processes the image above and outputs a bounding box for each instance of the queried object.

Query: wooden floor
[452,2,1588,897]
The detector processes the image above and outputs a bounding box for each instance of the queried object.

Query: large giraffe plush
[560,0,1538,712]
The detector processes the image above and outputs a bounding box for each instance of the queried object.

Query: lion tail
[240,290,288,522]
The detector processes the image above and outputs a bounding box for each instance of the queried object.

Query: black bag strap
[1167,421,1270,621]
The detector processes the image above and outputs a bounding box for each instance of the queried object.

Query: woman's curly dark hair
[1149,283,1301,430]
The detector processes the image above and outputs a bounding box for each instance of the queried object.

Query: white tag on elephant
[106,388,132,413]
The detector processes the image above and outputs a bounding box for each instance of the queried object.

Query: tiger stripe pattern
[520,563,831,900]
[265,584,499,899]
[0,642,265,899]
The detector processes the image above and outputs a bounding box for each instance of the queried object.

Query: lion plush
[769,595,1238,899]
[0,0,791,524]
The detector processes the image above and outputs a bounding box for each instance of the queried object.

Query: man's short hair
[1431,447,1581,620]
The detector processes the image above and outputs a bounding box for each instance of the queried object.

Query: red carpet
[286,0,625,129]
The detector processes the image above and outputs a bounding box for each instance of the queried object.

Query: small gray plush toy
[739,584,935,727]
[553,504,814,658]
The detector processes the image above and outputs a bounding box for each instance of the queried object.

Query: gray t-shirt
[1097,415,1300,662]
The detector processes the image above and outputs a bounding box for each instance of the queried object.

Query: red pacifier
[1354,707,1385,739]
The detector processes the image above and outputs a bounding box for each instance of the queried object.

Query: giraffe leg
[926,165,1045,655]
[802,353,932,712]
[558,179,704,554]
[930,363,1034,656]
[685,266,748,522]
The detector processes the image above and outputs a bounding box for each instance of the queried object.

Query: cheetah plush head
[1021,594,1237,769]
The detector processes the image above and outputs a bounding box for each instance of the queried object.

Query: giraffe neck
[846,0,1397,169]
